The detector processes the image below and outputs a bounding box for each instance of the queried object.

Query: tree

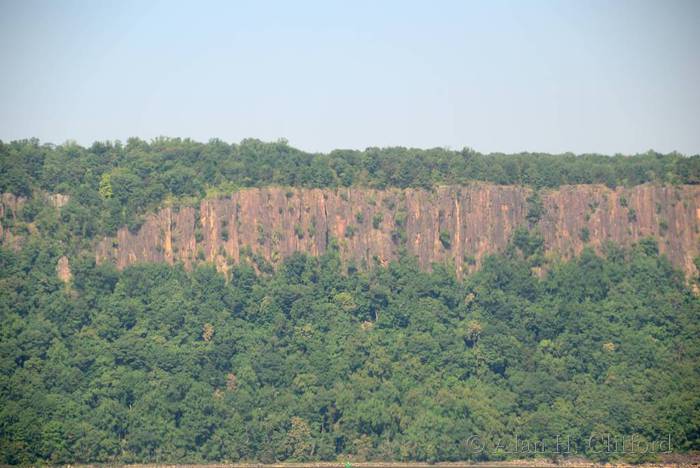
[98,173,113,199]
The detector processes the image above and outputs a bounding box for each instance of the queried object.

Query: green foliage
[1,138,698,240]
[638,237,659,256]
[344,225,356,238]
[98,173,112,199]
[394,210,407,227]
[463,254,477,266]
[391,227,406,244]
[1,137,700,464]
[526,191,544,225]
[257,224,265,245]
[580,226,590,242]
[333,291,357,313]
[510,226,544,263]
[294,223,304,239]
[1,235,698,464]
[308,217,317,238]
[439,229,451,249]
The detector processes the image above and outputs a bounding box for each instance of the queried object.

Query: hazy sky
[1,0,698,154]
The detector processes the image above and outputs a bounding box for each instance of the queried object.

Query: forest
[1,231,699,464]
[0,138,699,464]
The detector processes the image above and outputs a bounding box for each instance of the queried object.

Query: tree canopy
[2,137,699,238]
[1,232,698,464]
[1,137,699,464]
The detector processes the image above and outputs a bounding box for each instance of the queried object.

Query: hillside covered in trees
[1,233,699,464]
[1,138,699,464]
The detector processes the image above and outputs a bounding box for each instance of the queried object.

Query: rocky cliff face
[95,184,700,277]
[0,193,27,251]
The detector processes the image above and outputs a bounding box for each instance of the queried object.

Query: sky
[1,0,699,155]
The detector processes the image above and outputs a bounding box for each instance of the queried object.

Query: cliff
[0,193,27,251]
[94,184,700,277]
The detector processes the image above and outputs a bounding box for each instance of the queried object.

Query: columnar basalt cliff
[94,184,700,277]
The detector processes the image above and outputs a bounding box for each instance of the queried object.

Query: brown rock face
[95,184,700,277]
[0,193,26,251]
[46,193,70,208]
[56,256,72,284]
[538,185,700,275]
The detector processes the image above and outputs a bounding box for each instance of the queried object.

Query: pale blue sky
[1,0,698,154]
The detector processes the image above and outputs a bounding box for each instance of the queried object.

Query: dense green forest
[1,230,699,464]
[1,138,699,464]
[2,137,699,239]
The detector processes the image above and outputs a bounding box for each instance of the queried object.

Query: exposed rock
[538,184,700,275]
[0,193,27,251]
[56,256,72,284]
[0,193,26,215]
[0,192,68,250]
[95,184,700,277]
[46,193,70,208]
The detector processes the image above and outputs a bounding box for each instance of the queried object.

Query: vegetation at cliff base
[1,233,698,464]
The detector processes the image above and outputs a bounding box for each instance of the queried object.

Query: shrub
[439,230,451,249]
